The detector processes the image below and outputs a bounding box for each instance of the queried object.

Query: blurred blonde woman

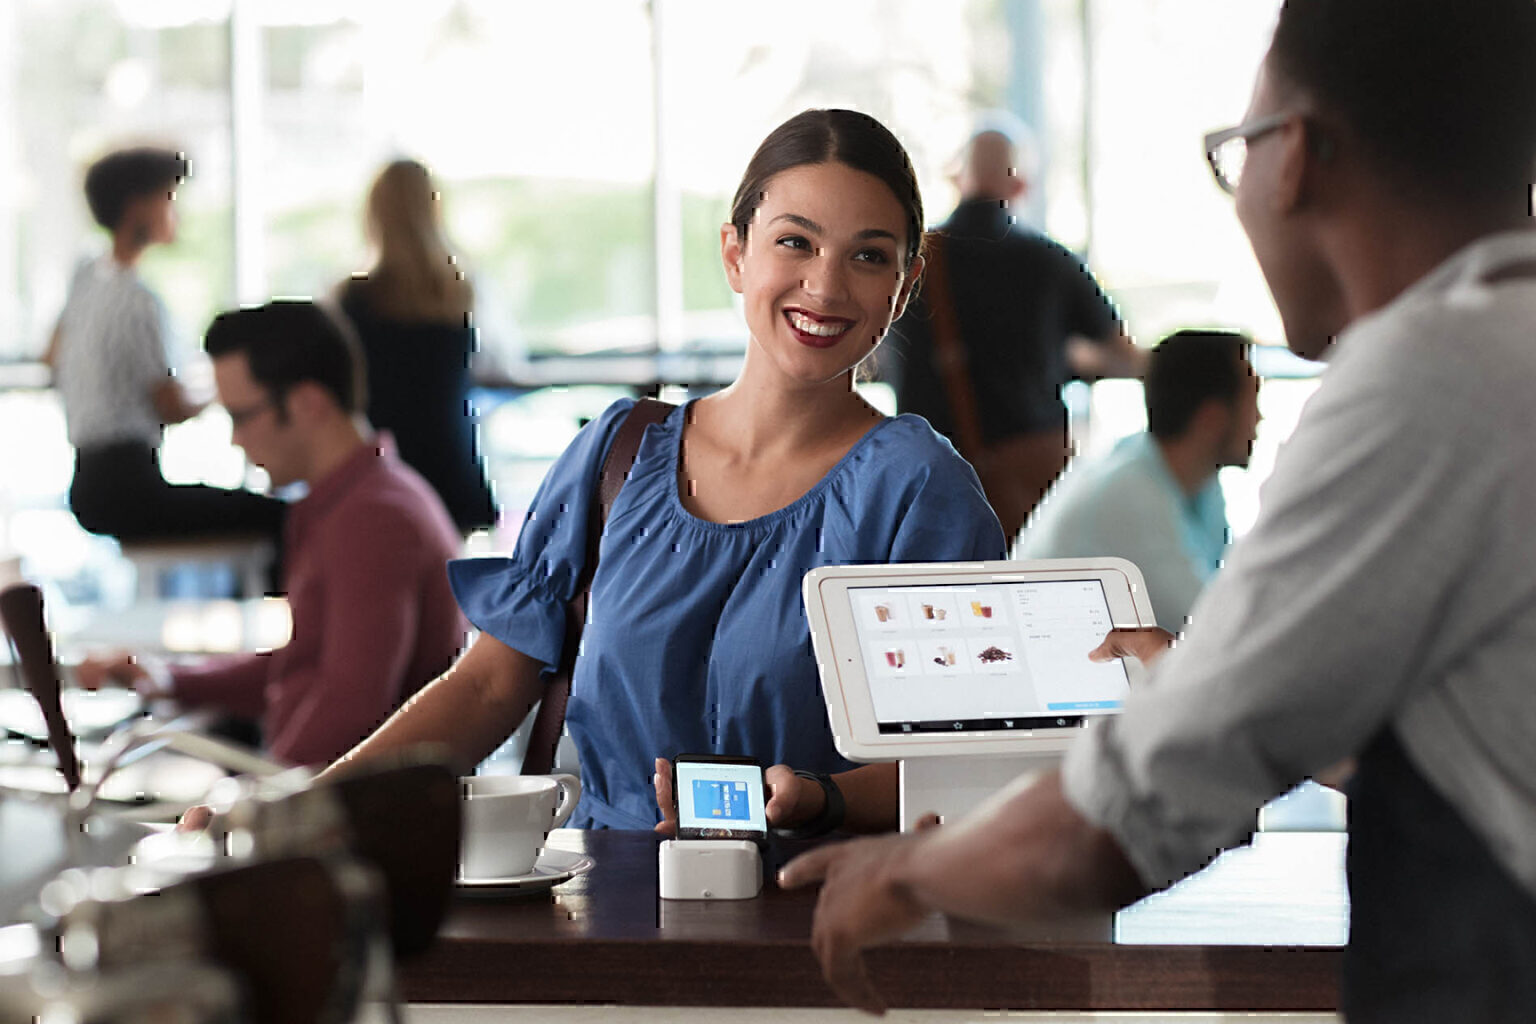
[334,158,496,531]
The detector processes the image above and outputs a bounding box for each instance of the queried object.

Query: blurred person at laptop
[785,1,1536,1019]
[78,301,466,767]
[1017,329,1260,629]
[43,146,286,556]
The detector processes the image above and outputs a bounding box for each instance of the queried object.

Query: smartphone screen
[672,755,768,842]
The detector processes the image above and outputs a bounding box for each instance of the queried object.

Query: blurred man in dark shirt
[888,122,1146,538]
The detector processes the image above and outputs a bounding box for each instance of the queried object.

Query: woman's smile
[784,307,856,348]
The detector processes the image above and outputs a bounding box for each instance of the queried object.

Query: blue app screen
[691,779,751,821]
[676,760,766,833]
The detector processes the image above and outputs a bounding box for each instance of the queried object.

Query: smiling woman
[325,109,1006,837]
[722,162,913,389]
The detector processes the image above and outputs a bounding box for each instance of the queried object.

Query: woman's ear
[889,254,925,322]
[720,223,746,295]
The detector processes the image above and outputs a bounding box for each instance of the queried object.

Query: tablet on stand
[804,558,1155,831]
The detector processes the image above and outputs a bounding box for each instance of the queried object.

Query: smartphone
[671,754,769,843]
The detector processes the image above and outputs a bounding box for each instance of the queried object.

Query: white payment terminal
[803,558,1154,828]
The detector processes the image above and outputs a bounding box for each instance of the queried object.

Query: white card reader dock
[658,839,763,900]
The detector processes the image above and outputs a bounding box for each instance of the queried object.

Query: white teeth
[787,312,848,337]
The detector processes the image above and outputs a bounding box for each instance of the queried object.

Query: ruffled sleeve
[447,397,639,672]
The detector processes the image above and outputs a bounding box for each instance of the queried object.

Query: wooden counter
[401,828,1346,1011]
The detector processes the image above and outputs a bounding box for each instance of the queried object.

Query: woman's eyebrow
[769,213,823,233]
[768,213,898,244]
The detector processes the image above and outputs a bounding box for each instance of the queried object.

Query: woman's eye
[854,248,891,265]
[776,235,812,251]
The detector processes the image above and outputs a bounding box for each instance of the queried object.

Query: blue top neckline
[663,398,897,533]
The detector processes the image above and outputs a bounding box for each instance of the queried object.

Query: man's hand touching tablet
[1088,627,1175,669]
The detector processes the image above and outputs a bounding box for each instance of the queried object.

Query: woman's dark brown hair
[729,109,924,269]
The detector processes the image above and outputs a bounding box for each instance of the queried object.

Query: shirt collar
[1404,228,1536,297]
[296,431,396,519]
[1120,431,1217,509]
[1340,228,1536,352]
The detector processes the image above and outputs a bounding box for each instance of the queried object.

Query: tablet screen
[848,578,1129,733]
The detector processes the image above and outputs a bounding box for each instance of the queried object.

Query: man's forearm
[1068,332,1147,381]
[890,771,1148,926]
[170,652,271,719]
[151,378,206,425]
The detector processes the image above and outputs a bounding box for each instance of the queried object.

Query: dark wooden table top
[400,828,1346,1011]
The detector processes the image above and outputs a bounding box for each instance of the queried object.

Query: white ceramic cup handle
[548,773,581,829]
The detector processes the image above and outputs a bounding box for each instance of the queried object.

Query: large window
[1043,0,1282,343]
[3,1,1296,361]
[1,1,1311,600]
[3,0,234,361]
[252,3,658,363]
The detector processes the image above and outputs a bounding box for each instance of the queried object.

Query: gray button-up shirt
[1064,230,1536,899]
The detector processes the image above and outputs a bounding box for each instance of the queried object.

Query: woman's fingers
[653,756,679,835]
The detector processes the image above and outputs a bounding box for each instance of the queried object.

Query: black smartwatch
[774,769,846,839]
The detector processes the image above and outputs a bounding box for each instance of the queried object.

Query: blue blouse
[449,398,1006,828]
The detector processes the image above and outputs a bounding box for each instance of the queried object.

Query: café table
[401,828,1346,1017]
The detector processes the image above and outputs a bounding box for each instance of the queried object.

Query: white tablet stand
[899,752,1061,831]
[658,839,763,900]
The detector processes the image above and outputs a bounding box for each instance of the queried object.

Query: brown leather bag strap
[921,234,986,460]
[521,397,676,775]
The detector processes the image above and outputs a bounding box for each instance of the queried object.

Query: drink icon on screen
[969,601,993,619]
[884,648,906,669]
[933,645,957,667]
[921,603,935,620]
[874,603,892,623]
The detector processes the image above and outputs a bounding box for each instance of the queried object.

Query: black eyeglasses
[1203,112,1291,195]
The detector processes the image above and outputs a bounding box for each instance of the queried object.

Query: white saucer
[457,848,594,897]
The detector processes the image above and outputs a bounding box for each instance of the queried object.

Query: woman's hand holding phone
[764,764,826,830]
[653,756,679,836]
[653,756,826,834]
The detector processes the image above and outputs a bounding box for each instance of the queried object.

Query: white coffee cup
[459,773,581,880]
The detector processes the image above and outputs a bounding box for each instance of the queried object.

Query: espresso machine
[0,582,460,1023]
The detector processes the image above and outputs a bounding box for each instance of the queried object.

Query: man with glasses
[81,301,466,767]
[785,1,1536,1019]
